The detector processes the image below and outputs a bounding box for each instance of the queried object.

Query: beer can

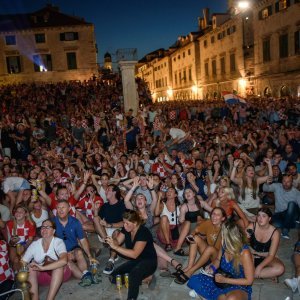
[116,275,122,290]
[124,273,129,288]
[91,263,97,275]
[16,243,22,256]
[36,179,42,191]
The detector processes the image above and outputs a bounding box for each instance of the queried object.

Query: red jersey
[0,240,14,283]
[76,194,104,219]
[6,220,36,243]
[48,193,77,217]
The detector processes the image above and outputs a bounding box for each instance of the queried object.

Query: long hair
[221,220,246,273]
[241,165,257,200]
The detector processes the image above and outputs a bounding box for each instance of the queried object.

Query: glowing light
[238,1,250,9]
[167,89,173,96]
[39,65,48,72]
[192,85,198,93]
[239,78,247,89]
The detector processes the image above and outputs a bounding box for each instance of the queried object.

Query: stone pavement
[29,230,300,300]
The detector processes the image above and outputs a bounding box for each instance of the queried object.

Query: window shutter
[275,2,279,12]
[268,5,272,15]
[286,0,290,7]
[60,33,65,41]
[258,10,263,19]
[74,32,79,40]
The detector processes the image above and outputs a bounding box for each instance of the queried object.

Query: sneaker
[79,271,93,287]
[103,260,115,275]
[189,290,199,298]
[284,278,298,292]
[281,232,290,239]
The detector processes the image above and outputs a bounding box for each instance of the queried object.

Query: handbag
[170,205,180,240]
[214,268,233,289]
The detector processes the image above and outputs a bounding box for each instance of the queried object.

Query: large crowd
[0,75,300,300]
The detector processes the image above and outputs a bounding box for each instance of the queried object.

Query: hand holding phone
[186,234,195,243]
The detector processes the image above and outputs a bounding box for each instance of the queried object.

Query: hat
[143,150,150,156]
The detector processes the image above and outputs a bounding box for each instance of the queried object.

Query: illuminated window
[33,54,52,72]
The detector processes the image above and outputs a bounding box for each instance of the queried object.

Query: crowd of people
[0,76,300,300]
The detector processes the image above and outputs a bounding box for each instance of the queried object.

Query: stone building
[0,4,97,84]
[136,0,300,101]
[252,0,300,97]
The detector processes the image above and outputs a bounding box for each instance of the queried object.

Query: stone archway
[264,87,272,97]
[280,85,290,97]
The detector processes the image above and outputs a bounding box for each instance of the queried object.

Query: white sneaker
[189,290,198,298]
[284,278,298,293]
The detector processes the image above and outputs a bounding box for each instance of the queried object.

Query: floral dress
[187,245,252,300]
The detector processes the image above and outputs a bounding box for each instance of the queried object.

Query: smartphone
[186,235,195,243]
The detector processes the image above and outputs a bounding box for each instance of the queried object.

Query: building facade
[136,1,300,101]
[0,4,97,84]
[252,0,300,97]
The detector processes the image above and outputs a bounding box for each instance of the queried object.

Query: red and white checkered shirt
[49,193,77,217]
[0,240,14,283]
[6,220,36,244]
[76,194,104,219]
[169,110,176,120]
[151,162,171,179]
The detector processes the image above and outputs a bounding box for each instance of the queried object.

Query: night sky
[1,0,227,64]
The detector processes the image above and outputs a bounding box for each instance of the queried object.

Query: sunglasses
[171,212,175,222]
[62,230,67,240]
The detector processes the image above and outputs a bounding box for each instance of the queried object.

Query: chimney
[203,8,210,28]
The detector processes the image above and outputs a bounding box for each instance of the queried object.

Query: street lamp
[238,1,250,9]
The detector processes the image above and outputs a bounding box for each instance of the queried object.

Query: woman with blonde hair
[187,221,254,299]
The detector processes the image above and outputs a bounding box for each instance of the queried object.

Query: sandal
[174,269,190,285]
[165,243,172,252]
[173,248,185,256]
[160,269,172,277]
[170,259,183,270]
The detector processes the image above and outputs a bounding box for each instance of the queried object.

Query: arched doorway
[264,87,272,97]
[280,85,290,97]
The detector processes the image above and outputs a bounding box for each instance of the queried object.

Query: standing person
[105,210,157,300]
[246,208,284,281]
[53,200,98,287]
[21,219,69,300]
[187,221,254,299]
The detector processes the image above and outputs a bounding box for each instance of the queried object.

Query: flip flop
[173,248,185,256]
[174,270,190,285]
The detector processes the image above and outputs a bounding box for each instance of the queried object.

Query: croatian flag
[222,91,247,105]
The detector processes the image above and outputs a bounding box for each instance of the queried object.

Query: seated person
[0,238,14,300]
[174,207,226,284]
[284,231,300,292]
[21,219,69,300]
[246,208,285,281]
[53,200,98,287]
[106,210,157,300]
[6,205,35,271]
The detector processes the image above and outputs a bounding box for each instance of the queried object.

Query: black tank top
[185,203,201,223]
[249,222,277,253]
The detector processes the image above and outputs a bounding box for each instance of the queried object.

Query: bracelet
[149,188,154,191]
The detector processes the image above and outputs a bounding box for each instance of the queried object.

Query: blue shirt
[53,215,85,252]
